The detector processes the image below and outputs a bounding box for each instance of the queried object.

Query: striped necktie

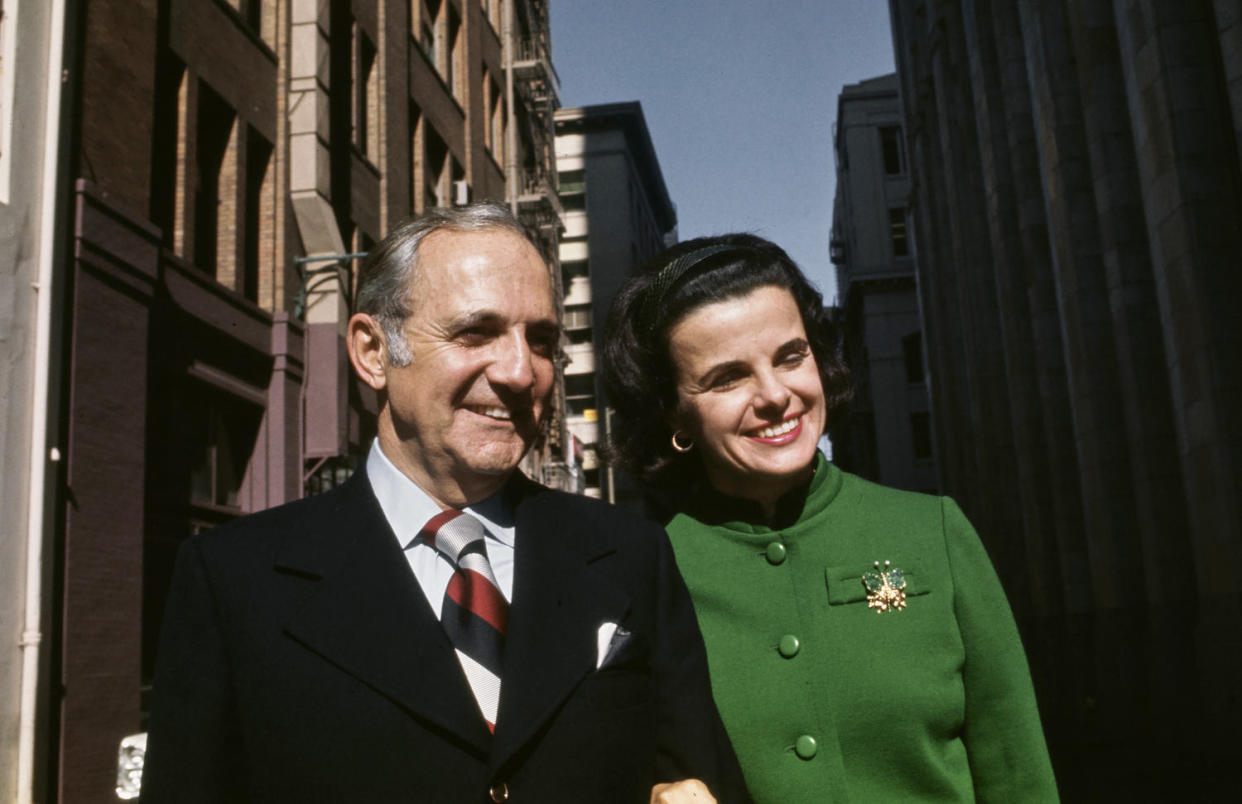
[420,509,508,732]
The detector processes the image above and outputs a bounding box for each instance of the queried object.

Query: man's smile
[466,404,514,421]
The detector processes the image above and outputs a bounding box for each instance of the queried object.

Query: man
[142,203,747,803]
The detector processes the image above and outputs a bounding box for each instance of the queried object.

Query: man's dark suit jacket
[141,468,748,803]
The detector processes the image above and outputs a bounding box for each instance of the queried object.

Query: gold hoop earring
[671,431,695,453]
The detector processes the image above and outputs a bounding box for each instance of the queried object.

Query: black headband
[637,244,750,338]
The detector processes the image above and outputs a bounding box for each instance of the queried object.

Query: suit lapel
[277,471,492,754]
[490,483,631,770]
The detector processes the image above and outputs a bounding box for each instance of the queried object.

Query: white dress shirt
[365,440,516,616]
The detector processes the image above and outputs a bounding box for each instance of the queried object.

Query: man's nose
[489,329,536,391]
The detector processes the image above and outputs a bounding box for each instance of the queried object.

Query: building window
[880,125,904,175]
[353,25,377,158]
[483,71,504,163]
[559,169,585,194]
[563,305,592,331]
[425,124,447,208]
[151,50,185,250]
[911,411,933,460]
[305,455,358,496]
[902,331,924,384]
[448,5,462,100]
[188,391,262,510]
[420,9,435,63]
[424,127,462,208]
[419,0,450,84]
[194,81,238,280]
[243,127,273,304]
[889,207,909,257]
[565,373,597,416]
[561,258,588,279]
[447,157,464,207]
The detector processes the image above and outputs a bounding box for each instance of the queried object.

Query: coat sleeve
[141,537,248,803]
[944,498,1059,802]
[649,524,753,803]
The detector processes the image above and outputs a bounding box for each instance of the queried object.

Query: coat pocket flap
[825,563,930,605]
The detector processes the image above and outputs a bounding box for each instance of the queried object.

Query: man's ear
[347,313,389,391]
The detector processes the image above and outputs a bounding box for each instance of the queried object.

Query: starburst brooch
[862,560,907,613]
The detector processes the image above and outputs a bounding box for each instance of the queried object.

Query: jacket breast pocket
[577,665,654,712]
[825,563,931,607]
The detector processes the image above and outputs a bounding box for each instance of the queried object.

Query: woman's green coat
[666,455,1058,802]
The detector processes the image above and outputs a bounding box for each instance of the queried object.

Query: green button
[778,634,800,658]
[795,734,818,760]
[765,541,787,565]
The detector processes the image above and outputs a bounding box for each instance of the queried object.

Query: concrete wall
[0,0,58,798]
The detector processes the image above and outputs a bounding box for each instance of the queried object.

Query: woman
[602,234,1057,802]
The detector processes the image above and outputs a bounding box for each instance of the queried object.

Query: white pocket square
[593,623,635,671]
[596,622,619,669]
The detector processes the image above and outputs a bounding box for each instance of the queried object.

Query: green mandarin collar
[678,452,844,536]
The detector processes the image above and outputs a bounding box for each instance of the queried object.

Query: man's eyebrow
[445,310,560,333]
[446,310,503,330]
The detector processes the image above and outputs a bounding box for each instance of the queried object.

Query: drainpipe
[504,0,517,212]
[18,0,68,799]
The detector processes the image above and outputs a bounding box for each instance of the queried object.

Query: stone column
[927,1,1028,608]
[961,0,1075,621]
[1113,0,1242,749]
[1019,0,1146,611]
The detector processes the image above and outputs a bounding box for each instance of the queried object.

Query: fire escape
[504,0,578,490]
[507,0,564,240]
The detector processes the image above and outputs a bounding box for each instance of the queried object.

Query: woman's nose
[753,371,792,411]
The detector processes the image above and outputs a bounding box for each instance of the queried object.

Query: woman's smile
[747,414,803,443]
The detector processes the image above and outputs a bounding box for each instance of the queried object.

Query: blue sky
[549,1,897,301]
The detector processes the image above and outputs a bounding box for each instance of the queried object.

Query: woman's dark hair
[601,233,852,489]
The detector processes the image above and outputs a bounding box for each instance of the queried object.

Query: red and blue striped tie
[420,509,507,732]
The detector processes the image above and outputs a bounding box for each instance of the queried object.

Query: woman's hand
[650,778,717,803]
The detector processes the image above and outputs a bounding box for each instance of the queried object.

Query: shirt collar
[365,439,516,548]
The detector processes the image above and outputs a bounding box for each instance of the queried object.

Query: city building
[555,102,677,504]
[888,0,1242,795]
[1,1,66,799]
[2,0,565,798]
[829,73,937,494]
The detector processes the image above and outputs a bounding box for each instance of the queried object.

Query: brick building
[3,0,566,799]
[888,0,1242,795]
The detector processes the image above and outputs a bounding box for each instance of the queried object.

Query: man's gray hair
[354,202,539,366]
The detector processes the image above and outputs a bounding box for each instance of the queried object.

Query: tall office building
[554,102,676,503]
[889,0,1242,795]
[829,73,937,494]
[2,0,564,797]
